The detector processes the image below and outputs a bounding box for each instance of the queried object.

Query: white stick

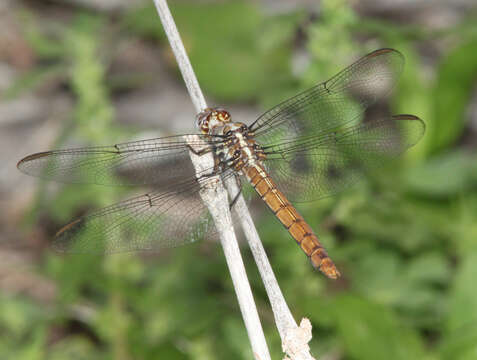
[152,1,270,359]
[152,0,315,358]
[187,137,271,360]
[152,0,206,111]
[225,179,315,360]
[225,179,296,335]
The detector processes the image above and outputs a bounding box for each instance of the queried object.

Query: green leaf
[446,252,477,334]
[440,323,477,360]
[331,295,427,360]
[441,251,477,359]
[405,252,450,285]
[14,328,46,360]
[430,39,477,153]
[49,337,102,360]
[451,195,477,256]
[348,248,448,326]
[222,318,254,360]
[405,150,477,197]
[0,296,45,338]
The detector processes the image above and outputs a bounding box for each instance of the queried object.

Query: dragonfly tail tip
[319,258,341,279]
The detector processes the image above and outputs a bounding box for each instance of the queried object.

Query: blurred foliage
[329,295,428,360]
[430,39,477,153]
[124,1,299,102]
[5,0,477,359]
[305,0,357,86]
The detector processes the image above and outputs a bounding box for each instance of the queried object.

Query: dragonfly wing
[17,134,222,186]
[53,179,206,253]
[262,115,425,202]
[251,48,404,145]
[52,168,240,253]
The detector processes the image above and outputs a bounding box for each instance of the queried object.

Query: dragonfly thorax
[196,107,266,171]
[215,121,266,171]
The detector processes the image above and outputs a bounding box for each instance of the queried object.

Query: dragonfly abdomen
[244,164,340,279]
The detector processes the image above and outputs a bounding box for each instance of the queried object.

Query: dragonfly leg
[228,174,242,211]
[186,144,213,156]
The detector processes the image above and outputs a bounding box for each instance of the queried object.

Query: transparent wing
[250,48,404,145]
[17,135,224,186]
[52,169,237,253]
[262,115,425,202]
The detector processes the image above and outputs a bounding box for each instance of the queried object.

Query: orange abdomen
[244,164,340,279]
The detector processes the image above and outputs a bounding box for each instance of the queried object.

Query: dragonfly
[17,48,425,279]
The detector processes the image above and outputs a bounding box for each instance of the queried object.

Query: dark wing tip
[391,114,426,148]
[17,151,52,171]
[52,218,84,253]
[365,48,405,70]
[392,114,421,121]
[367,48,403,58]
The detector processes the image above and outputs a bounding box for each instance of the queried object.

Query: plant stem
[152,1,270,359]
[152,0,315,358]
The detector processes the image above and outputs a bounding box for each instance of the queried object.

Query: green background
[2,0,477,359]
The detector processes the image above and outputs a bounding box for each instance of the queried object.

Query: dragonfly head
[197,107,231,134]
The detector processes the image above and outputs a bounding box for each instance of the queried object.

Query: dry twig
[152,0,315,358]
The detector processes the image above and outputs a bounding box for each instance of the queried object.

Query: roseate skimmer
[18,48,425,279]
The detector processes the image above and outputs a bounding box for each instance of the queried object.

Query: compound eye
[234,150,241,158]
[216,109,230,122]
